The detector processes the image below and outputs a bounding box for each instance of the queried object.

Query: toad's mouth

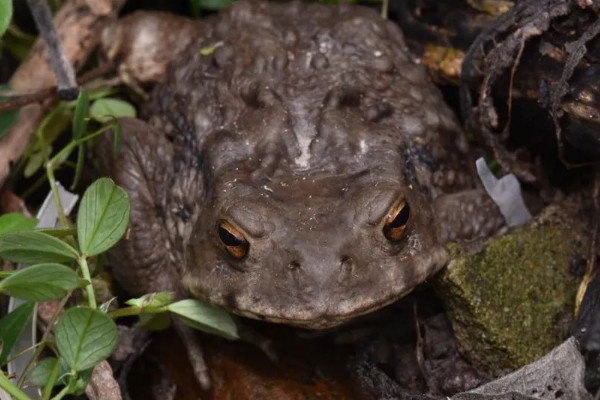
[225,286,417,330]
[187,246,448,330]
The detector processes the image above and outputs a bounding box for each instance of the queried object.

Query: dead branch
[0,0,127,189]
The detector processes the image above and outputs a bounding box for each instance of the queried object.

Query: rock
[453,337,592,400]
[435,194,590,376]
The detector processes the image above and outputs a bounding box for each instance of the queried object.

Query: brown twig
[0,0,126,189]
[0,62,116,114]
[26,0,78,100]
[0,88,56,113]
[502,32,526,140]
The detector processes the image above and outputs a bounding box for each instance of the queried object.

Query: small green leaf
[126,292,175,308]
[0,213,37,236]
[77,178,130,256]
[28,357,60,387]
[112,122,122,156]
[168,299,238,340]
[89,98,136,123]
[0,0,13,38]
[88,87,118,100]
[197,0,233,11]
[72,90,89,141]
[0,301,35,365]
[35,227,76,238]
[0,263,78,301]
[34,103,72,148]
[0,84,19,140]
[70,367,93,395]
[29,357,92,391]
[188,0,201,18]
[200,45,216,56]
[55,307,118,371]
[139,312,171,330]
[1,25,35,60]
[71,143,85,189]
[0,231,79,264]
[24,148,47,178]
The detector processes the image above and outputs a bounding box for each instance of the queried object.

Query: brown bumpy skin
[98,0,504,388]
[100,0,504,329]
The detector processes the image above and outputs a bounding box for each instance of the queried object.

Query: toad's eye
[383,199,411,242]
[218,220,249,259]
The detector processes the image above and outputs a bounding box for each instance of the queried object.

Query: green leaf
[23,148,48,178]
[28,357,60,386]
[0,263,78,301]
[0,213,37,236]
[77,178,130,256]
[55,307,118,371]
[112,122,122,156]
[200,45,216,56]
[1,25,35,60]
[88,87,118,100]
[35,227,76,238]
[0,0,13,37]
[71,143,85,189]
[70,367,94,395]
[126,292,174,308]
[89,98,136,123]
[33,103,72,148]
[72,90,89,141]
[71,91,91,189]
[0,301,35,365]
[168,299,238,340]
[188,0,201,18]
[29,357,92,391]
[197,0,233,10]
[0,231,79,264]
[139,312,171,330]
[0,84,19,140]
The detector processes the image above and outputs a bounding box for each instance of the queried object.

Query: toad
[98,0,504,388]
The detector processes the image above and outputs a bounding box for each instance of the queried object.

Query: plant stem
[50,370,77,400]
[17,294,71,388]
[108,305,169,319]
[76,123,116,144]
[79,256,96,308]
[46,166,69,229]
[42,123,116,227]
[0,372,33,400]
[42,358,62,400]
[35,114,70,230]
[5,341,44,365]
[381,0,389,19]
[49,381,70,400]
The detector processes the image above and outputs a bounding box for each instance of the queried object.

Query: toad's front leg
[96,118,213,389]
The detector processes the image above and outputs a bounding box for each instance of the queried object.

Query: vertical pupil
[390,204,410,228]
[219,226,242,246]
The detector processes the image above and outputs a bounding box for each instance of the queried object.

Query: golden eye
[217,220,249,259]
[383,199,411,242]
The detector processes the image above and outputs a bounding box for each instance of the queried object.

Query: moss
[435,206,587,376]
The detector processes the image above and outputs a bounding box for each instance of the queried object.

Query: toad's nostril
[288,260,301,270]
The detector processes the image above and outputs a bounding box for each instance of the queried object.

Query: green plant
[0,90,237,399]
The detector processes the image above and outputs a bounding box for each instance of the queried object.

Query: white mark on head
[291,102,317,169]
[360,139,368,154]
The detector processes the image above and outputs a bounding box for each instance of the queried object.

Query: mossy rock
[434,194,589,377]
